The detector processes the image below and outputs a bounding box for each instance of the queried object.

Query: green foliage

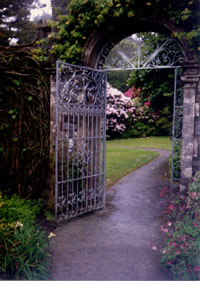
[0,194,42,224]
[0,48,50,198]
[169,140,182,179]
[0,193,51,279]
[127,68,175,136]
[128,68,174,113]
[122,121,155,138]
[122,95,159,138]
[108,71,131,92]
[161,171,200,280]
[48,0,200,64]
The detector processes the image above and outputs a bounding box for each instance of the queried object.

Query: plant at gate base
[0,193,51,279]
[161,171,200,280]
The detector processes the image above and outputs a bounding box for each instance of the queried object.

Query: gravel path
[50,149,172,280]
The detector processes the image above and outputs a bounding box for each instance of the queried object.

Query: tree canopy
[0,0,45,45]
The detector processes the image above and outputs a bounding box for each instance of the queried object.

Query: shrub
[0,194,42,224]
[169,140,182,180]
[0,193,51,280]
[161,172,200,280]
[106,83,134,139]
[123,87,159,138]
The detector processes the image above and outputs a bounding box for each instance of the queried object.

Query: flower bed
[0,194,51,280]
[160,173,200,280]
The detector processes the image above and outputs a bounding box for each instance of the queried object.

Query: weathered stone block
[195,116,200,136]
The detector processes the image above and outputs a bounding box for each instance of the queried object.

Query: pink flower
[152,246,157,251]
[194,266,199,272]
[181,236,186,242]
[144,101,151,107]
[167,222,172,226]
[162,249,167,254]
[167,260,172,265]
[176,250,181,255]
[193,222,198,227]
[168,204,176,211]
[160,225,169,233]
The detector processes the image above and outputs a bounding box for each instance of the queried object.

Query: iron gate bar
[55,62,107,220]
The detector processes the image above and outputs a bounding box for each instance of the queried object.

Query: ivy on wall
[45,0,200,64]
[0,47,50,198]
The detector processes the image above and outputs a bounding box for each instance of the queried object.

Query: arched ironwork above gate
[96,34,185,70]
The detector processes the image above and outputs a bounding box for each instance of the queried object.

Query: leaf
[12,137,18,143]
[28,96,33,101]
[8,109,15,114]
[13,80,20,86]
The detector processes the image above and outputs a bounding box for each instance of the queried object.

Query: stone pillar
[180,62,200,190]
[49,74,56,207]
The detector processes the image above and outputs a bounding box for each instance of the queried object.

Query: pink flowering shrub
[124,86,141,98]
[123,86,159,138]
[161,172,200,280]
[106,84,135,139]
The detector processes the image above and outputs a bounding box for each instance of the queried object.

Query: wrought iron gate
[55,62,107,220]
[171,68,184,187]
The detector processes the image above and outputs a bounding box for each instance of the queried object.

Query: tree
[127,68,175,135]
[0,0,42,46]
[108,70,131,92]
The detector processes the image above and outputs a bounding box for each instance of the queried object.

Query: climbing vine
[0,47,50,198]
[46,0,200,64]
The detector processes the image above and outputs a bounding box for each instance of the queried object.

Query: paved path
[50,149,172,280]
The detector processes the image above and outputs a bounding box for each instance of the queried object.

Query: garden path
[50,149,172,280]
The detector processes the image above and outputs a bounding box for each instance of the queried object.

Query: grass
[107,136,172,150]
[106,146,159,188]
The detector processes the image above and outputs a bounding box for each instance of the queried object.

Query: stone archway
[81,18,200,190]
[49,2,200,212]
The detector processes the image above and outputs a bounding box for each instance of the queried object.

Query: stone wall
[180,62,200,190]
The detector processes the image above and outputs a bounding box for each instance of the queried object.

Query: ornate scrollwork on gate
[58,63,106,106]
[55,62,107,221]
[96,34,184,70]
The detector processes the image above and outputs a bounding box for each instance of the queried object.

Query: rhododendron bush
[106,84,160,139]
[106,84,134,139]
[123,86,159,138]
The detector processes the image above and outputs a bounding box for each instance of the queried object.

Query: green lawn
[106,136,171,188]
[107,136,172,150]
[106,146,159,188]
